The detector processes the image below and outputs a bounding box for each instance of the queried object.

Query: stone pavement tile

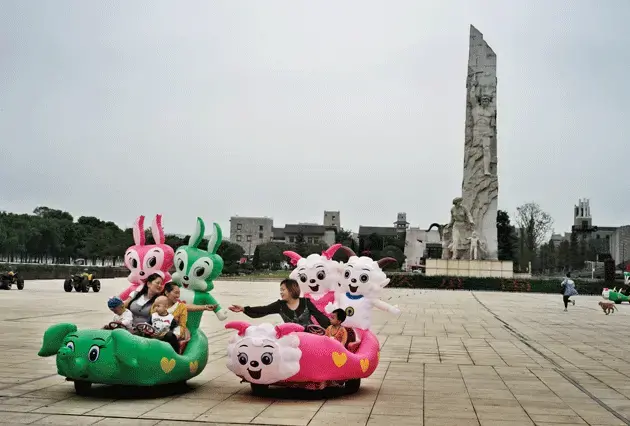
[0,411,48,424]
[0,396,59,413]
[424,417,479,426]
[425,406,476,419]
[308,410,370,426]
[474,405,530,422]
[371,402,422,417]
[250,408,316,426]
[86,399,172,418]
[32,397,111,415]
[94,419,160,425]
[317,400,374,415]
[139,396,220,421]
[477,421,534,426]
[527,413,587,424]
[366,414,420,425]
[195,398,270,423]
[32,414,104,425]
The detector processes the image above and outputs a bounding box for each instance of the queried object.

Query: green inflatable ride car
[602,287,629,304]
[37,218,227,395]
[38,324,208,394]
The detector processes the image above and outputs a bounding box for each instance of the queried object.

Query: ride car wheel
[344,379,361,394]
[92,280,101,293]
[17,279,24,290]
[81,279,89,293]
[74,380,92,395]
[64,279,73,292]
[250,383,269,396]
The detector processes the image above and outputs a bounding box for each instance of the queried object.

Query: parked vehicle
[63,271,101,293]
[0,271,24,290]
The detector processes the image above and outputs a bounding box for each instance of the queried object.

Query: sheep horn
[377,257,398,269]
[283,251,302,266]
[339,245,356,258]
[321,243,342,260]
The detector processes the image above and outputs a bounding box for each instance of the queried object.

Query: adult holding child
[158,282,217,340]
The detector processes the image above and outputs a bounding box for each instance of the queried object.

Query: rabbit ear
[189,217,206,248]
[133,216,146,246]
[207,222,223,254]
[151,214,165,245]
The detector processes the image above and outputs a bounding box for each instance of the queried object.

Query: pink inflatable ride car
[225,321,379,395]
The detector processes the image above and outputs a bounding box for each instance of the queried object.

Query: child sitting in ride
[107,296,132,329]
[325,309,348,347]
[150,296,179,339]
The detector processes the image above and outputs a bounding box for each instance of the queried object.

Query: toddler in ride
[151,296,178,337]
[107,296,132,329]
[325,308,349,347]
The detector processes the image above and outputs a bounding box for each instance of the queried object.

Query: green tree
[252,246,261,269]
[497,210,517,261]
[379,245,405,269]
[557,239,570,272]
[217,240,245,266]
[515,202,553,271]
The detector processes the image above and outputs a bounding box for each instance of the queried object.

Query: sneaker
[572,300,575,306]
[564,308,568,312]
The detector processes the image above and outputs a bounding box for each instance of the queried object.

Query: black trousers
[563,295,571,308]
[160,331,179,352]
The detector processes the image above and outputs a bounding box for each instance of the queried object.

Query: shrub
[0,263,129,280]
[387,274,609,295]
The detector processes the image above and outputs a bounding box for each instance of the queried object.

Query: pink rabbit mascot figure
[119,214,175,300]
[283,244,353,317]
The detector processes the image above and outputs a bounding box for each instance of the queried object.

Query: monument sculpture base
[425,259,514,278]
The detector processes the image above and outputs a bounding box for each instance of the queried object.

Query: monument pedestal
[425,259,514,278]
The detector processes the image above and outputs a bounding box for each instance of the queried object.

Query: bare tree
[515,202,554,251]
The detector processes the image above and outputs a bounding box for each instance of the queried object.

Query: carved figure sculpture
[448,197,475,260]
[469,72,496,176]
[467,231,481,260]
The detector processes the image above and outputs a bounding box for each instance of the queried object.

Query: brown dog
[599,301,617,315]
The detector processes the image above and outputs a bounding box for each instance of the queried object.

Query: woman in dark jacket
[229,278,330,329]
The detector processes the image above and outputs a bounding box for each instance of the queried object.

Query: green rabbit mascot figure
[172,217,229,329]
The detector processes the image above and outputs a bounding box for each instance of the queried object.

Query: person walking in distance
[561,272,578,312]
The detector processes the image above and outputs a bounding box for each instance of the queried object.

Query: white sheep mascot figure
[326,248,400,333]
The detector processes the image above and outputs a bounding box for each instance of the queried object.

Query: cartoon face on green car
[172,217,224,292]
[38,324,143,383]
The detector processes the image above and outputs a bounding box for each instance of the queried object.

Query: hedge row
[1,263,129,280]
[387,274,613,295]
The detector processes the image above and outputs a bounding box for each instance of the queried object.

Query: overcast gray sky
[1,0,629,237]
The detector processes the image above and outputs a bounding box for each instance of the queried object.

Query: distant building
[231,211,340,256]
[549,199,617,254]
[229,216,274,257]
[358,212,409,244]
[323,211,340,231]
[272,224,336,246]
[610,226,630,267]
[404,227,441,268]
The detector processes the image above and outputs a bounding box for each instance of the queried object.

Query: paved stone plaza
[1,279,629,425]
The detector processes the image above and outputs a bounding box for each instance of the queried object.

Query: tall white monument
[444,25,498,261]
[426,25,512,277]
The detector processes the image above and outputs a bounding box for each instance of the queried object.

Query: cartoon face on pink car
[124,215,174,284]
[226,322,302,385]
